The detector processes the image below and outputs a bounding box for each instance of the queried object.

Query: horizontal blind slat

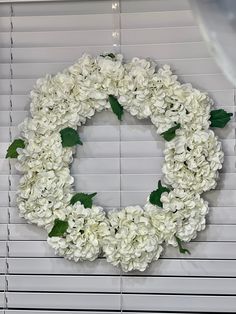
[6,292,120,310]
[0,58,223,78]
[11,15,113,31]
[5,293,236,312]
[9,11,195,32]
[121,0,190,13]
[7,275,120,292]
[6,275,236,295]
[121,11,196,28]
[7,256,236,276]
[4,312,134,314]
[11,30,113,47]
[4,27,204,47]
[7,240,236,259]
[13,1,112,16]
[123,295,236,312]
[0,43,214,63]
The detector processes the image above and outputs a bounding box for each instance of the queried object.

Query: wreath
[6,53,232,272]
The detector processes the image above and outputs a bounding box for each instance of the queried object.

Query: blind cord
[112,0,121,54]
[111,1,123,313]
[234,89,236,177]
[5,3,14,311]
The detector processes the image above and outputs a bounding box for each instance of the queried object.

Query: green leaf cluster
[48,192,97,238]
[100,53,116,59]
[161,123,181,141]
[48,219,69,237]
[60,127,83,147]
[108,95,124,121]
[70,192,97,208]
[175,236,191,255]
[6,138,25,158]
[210,109,233,128]
[149,180,170,208]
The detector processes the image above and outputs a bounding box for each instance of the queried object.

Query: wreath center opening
[74,110,164,210]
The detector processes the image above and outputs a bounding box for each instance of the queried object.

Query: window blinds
[0,0,236,313]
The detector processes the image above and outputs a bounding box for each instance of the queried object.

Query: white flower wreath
[6,53,232,272]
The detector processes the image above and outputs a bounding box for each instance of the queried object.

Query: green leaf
[161,123,181,141]
[60,127,83,147]
[6,138,25,158]
[100,53,116,59]
[149,180,171,208]
[48,219,69,238]
[210,109,233,128]
[108,95,124,121]
[175,236,191,255]
[70,192,97,208]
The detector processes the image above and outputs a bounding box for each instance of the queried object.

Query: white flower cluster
[15,53,224,272]
[145,189,209,244]
[17,168,73,227]
[149,66,212,133]
[163,129,224,193]
[103,206,163,272]
[48,204,110,261]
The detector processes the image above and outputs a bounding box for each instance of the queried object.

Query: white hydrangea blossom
[118,57,157,119]
[163,129,224,193]
[48,204,110,261]
[145,189,209,245]
[14,53,224,272]
[16,127,73,172]
[144,202,178,245]
[170,190,209,242]
[149,65,212,134]
[103,206,163,272]
[17,168,73,227]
